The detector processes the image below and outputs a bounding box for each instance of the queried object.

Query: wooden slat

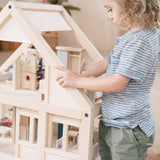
[29,117,35,143]
[13,58,19,89]
[10,1,63,12]
[45,65,50,103]
[19,109,38,119]
[23,11,72,32]
[0,15,31,43]
[47,114,53,148]
[62,124,68,151]
[56,46,85,53]
[78,108,94,160]
[52,115,81,127]
[12,106,16,144]
[0,1,16,28]
[37,112,47,160]
[15,108,20,158]
[0,90,82,120]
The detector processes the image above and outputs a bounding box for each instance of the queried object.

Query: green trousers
[98,121,154,160]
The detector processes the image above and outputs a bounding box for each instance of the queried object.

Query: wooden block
[68,53,81,74]
[20,49,39,73]
[57,50,68,67]
[56,46,85,74]
[20,71,38,90]
[39,79,45,101]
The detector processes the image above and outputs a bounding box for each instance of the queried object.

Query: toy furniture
[0,1,103,160]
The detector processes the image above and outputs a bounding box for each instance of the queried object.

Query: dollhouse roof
[0,1,103,119]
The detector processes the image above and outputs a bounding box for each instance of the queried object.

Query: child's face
[101,0,123,28]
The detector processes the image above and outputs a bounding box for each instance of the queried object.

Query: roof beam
[10,1,63,12]
[0,1,16,28]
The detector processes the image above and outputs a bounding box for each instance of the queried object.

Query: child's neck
[126,26,144,34]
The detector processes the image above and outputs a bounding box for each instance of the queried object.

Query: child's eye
[107,9,112,13]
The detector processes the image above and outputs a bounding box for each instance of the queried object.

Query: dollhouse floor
[0,137,14,154]
[0,137,17,160]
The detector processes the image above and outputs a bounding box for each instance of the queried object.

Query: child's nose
[107,13,113,21]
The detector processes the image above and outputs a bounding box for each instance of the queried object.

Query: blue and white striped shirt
[102,29,159,137]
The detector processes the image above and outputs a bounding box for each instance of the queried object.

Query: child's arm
[55,65,130,92]
[81,58,109,77]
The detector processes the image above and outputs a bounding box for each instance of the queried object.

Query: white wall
[16,0,40,2]
[59,0,124,57]
[0,0,9,8]
[0,0,40,8]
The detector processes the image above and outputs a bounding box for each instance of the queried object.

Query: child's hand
[55,65,80,88]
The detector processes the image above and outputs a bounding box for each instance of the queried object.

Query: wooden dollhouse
[0,1,103,160]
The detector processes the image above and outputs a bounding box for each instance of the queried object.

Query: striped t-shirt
[102,29,159,137]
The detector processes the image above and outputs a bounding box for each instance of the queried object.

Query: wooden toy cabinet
[0,1,103,160]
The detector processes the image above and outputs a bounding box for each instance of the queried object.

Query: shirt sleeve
[116,38,153,81]
[106,51,112,63]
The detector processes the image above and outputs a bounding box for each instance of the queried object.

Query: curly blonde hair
[117,0,160,29]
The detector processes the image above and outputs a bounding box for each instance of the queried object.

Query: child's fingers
[58,78,64,85]
[55,74,64,81]
[58,78,67,88]
[55,65,66,71]
[61,82,67,88]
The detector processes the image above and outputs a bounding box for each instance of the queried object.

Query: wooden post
[44,65,50,103]
[79,109,94,160]
[15,107,20,158]
[13,58,19,90]
[62,124,69,151]
[47,113,53,148]
[12,106,16,144]
[29,117,35,143]
[37,111,47,160]
[0,104,7,118]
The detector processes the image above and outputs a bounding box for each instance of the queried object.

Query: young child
[55,0,160,159]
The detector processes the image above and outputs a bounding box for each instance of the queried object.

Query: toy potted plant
[47,0,80,15]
